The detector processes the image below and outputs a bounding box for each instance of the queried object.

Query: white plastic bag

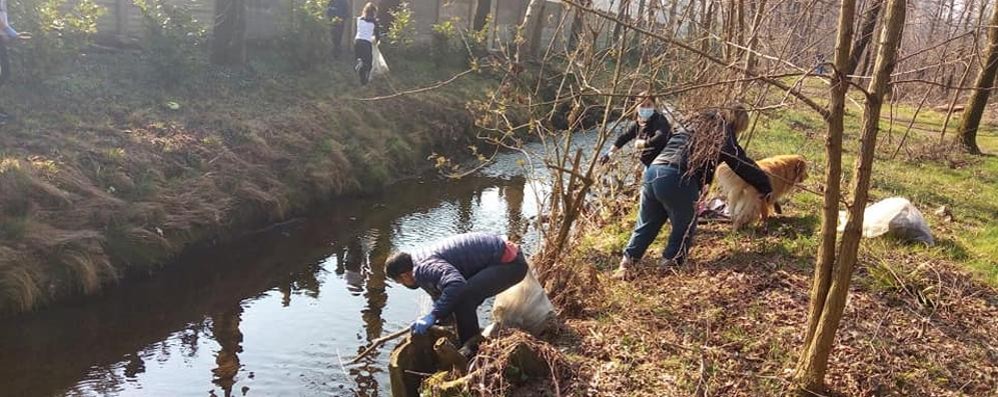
[483,269,555,338]
[838,197,934,245]
[371,43,389,78]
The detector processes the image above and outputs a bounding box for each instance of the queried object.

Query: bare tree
[211,0,247,66]
[955,0,998,154]
[795,0,908,392]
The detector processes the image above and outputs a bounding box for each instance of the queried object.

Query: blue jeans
[624,164,701,264]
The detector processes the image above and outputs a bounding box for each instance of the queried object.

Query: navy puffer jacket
[412,232,507,318]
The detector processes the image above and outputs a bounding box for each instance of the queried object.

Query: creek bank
[0,54,495,317]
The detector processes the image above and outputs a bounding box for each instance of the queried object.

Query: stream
[0,131,606,397]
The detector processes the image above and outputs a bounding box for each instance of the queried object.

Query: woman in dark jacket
[600,93,672,168]
[612,104,773,279]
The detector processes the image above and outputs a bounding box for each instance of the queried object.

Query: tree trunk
[744,0,768,72]
[700,0,714,53]
[848,0,883,75]
[613,0,632,41]
[793,0,856,388]
[516,0,547,63]
[956,0,998,155]
[795,0,906,392]
[568,0,591,50]
[211,0,247,67]
[473,0,492,31]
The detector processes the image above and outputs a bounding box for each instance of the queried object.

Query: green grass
[737,101,998,285]
[0,46,497,316]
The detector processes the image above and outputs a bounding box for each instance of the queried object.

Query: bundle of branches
[467,329,573,397]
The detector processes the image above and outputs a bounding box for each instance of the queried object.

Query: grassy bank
[0,50,494,317]
[527,103,998,395]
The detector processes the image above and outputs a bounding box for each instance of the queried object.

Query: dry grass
[0,52,494,316]
[555,228,998,396]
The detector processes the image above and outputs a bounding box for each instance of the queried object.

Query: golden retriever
[715,154,808,229]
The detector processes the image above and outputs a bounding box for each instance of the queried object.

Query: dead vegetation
[509,218,998,396]
[0,53,493,316]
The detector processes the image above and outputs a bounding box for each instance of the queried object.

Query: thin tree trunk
[211,0,247,67]
[700,0,715,54]
[668,0,680,28]
[744,0,768,72]
[613,0,632,41]
[795,0,907,391]
[473,0,492,31]
[517,0,547,63]
[849,0,883,74]
[568,0,592,50]
[956,0,998,154]
[793,0,856,388]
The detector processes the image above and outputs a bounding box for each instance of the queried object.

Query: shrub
[465,15,491,59]
[386,2,416,48]
[278,0,331,71]
[7,0,104,83]
[133,0,208,88]
[431,18,460,66]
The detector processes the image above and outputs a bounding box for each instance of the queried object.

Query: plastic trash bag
[483,269,555,338]
[371,43,389,78]
[838,197,934,245]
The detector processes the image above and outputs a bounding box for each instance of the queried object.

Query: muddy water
[0,132,604,397]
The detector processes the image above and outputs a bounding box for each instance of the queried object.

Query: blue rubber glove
[410,313,436,335]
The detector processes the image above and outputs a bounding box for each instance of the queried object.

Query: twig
[346,328,410,364]
[560,0,833,118]
[353,68,477,101]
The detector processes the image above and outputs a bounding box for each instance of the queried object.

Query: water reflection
[0,169,548,396]
[210,305,244,397]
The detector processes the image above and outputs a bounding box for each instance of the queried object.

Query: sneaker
[610,255,636,280]
[657,257,679,273]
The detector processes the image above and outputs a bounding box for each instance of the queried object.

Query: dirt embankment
[0,55,490,317]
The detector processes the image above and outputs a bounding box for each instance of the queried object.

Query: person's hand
[599,152,611,165]
[634,139,647,149]
[410,313,436,335]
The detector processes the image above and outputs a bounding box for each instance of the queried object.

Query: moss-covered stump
[388,326,458,397]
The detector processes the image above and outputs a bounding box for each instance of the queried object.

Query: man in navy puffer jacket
[385,232,528,345]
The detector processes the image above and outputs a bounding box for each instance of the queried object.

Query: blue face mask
[637,107,655,120]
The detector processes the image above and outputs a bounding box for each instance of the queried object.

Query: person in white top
[353,3,380,86]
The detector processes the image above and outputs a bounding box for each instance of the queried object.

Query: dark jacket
[411,233,507,319]
[612,112,672,166]
[651,124,772,194]
[326,0,351,20]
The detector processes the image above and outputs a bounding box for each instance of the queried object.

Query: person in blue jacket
[385,232,528,345]
[325,0,351,59]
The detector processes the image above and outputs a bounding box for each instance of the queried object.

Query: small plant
[431,18,460,66]
[386,2,416,48]
[7,0,105,83]
[133,0,208,87]
[464,14,491,59]
[278,0,332,70]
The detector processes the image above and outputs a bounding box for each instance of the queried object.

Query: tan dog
[715,154,808,229]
